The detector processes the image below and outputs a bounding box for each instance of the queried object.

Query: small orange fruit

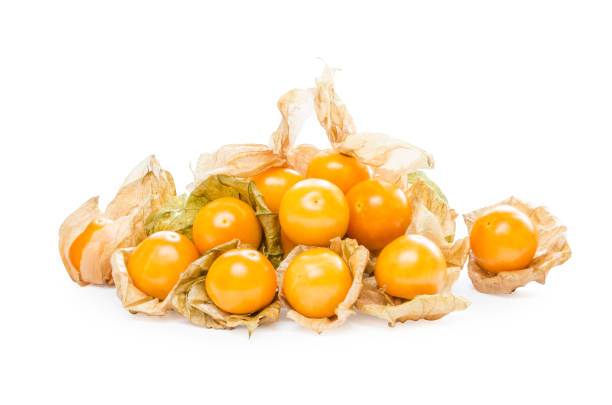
[69,218,112,270]
[127,231,200,300]
[306,151,372,193]
[346,179,412,251]
[469,205,538,273]
[205,248,277,314]
[279,178,349,247]
[282,248,352,318]
[192,197,262,254]
[375,234,447,300]
[252,167,304,213]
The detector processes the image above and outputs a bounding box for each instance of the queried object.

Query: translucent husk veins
[463,197,571,294]
[58,156,176,285]
[276,238,369,334]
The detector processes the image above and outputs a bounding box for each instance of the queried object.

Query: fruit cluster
[59,67,571,333]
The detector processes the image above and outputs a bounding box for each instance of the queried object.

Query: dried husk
[355,178,470,325]
[58,156,175,285]
[111,240,280,334]
[190,65,435,191]
[463,197,571,294]
[276,238,369,334]
[145,174,282,266]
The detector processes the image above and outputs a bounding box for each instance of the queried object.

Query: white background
[1,1,610,404]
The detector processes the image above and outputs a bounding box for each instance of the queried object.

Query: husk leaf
[405,179,469,266]
[463,197,571,294]
[59,155,175,285]
[146,174,283,266]
[111,240,280,334]
[276,237,369,334]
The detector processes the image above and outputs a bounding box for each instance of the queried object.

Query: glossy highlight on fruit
[306,152,372,193]
[470,205,538,273]
[346,179,412,251]
[205,248,277,314]
[252,167,304,213]
[282,248,352,318]
[279,178,349,247]
[69,218,112,270]
[192,197,262,254]
[375,234,447,300]
[127,231,200,300]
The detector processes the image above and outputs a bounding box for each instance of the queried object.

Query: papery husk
[355,267,469,326]
[405,179,470,267]
[145,174,282,266]
[355,178,470,325]
[111,240,280,334]
[59,156,175,285]
[190,65,435,191]
[463,197,571,294]
[276,238,369,334]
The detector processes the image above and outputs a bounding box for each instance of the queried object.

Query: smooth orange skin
[282,248,352,318]
[127,231,200,300]
[69,218,112,270]
[279,178,349,247]
[205,248,277,314]
[280,230,296,258]
[252,167,304,213]
[469,205,538,273]
[375,234,447,300]
[306,152,372,193]
[192,197,262,254]
[346,179,412,251]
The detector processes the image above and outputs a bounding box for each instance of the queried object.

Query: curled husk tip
[58,155,175,285]
[277,238,369,334]
[463,197,571,294]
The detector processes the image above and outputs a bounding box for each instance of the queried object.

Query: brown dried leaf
[355,267,469,326]
[112,240,280,334]
[276,238,369,334]
[270,88,315,157]
[405,179,469,267]
[463,197,571,294]
[58,156,175,285]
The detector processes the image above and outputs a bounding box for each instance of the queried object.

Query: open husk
[276,238,369,334]
[58,155,175,285]
[145,174,282,266]
[112,240,280,334]
[463,197,571,294]
[355,179,470,326]
[190,65,434,190]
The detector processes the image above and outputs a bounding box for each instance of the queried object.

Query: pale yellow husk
[58,156,175,285]
[463,197,571,294]
[190,65,434,189]
[111,240,280,334]
[276,238,369,334]
[355,178,470,325]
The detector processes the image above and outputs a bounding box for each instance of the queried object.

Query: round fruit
[205,248,277,314]
[127,231,200,300]
[279,178,349,246]
[469,205,538,273]
[346,179,412,251]
[280,230,296,258]
[252,167,304,213]
[192,197,262,254]
[69,218,112,270]
[282,248,352,318]
[306,152,372,193]
[375,234,447,300]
